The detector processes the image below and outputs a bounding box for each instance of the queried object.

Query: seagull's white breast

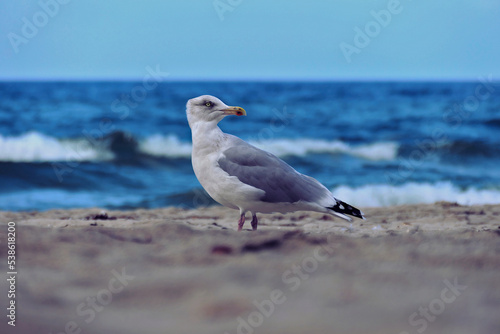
[191,124,264,211]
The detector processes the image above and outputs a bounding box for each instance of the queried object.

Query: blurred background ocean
[1,0,499,211]
[1,80,499,211]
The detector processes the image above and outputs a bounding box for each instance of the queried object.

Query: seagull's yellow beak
[221,106,246,116]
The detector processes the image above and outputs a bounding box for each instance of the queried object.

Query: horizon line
[0,76,496,83]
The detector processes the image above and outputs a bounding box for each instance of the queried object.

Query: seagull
[187,95,365,231]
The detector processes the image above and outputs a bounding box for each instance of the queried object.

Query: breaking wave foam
[138,134,192,158]
[248,138,398,160]
[0,132,398,162]
[140,135,398,161]
[331,182,500,207]
[0,132,112,162]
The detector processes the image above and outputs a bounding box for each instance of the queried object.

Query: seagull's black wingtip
[328,199,365,220]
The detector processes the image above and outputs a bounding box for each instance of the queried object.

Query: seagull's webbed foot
[251,213,258,230]
[237,213,245,231]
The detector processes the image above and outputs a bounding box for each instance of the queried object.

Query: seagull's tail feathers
[327,199,365,221]
[330,211,352,222]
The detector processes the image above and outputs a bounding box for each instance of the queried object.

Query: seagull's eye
[205,101,213,107]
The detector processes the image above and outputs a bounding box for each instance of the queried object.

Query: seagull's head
[186,95,246,127]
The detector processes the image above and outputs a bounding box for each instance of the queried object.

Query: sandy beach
[1,202,500,334]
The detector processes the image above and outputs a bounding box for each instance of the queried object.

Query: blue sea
[1,80,500,212]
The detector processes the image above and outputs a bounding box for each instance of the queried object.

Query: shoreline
[2,201,499,234]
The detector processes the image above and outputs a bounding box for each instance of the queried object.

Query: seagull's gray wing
[217,139,330,204]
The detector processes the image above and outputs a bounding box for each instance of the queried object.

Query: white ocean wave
[137,134,399,161]
[331,182,500,207]
[0,132,112,162]
[249,138,398,160]
[137,134,192,158]
[0,132,398,162]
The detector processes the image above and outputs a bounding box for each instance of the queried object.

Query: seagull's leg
[237,213,245,231]
[250,213,258,231]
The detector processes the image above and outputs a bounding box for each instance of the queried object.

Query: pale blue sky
[1,0,499,80]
